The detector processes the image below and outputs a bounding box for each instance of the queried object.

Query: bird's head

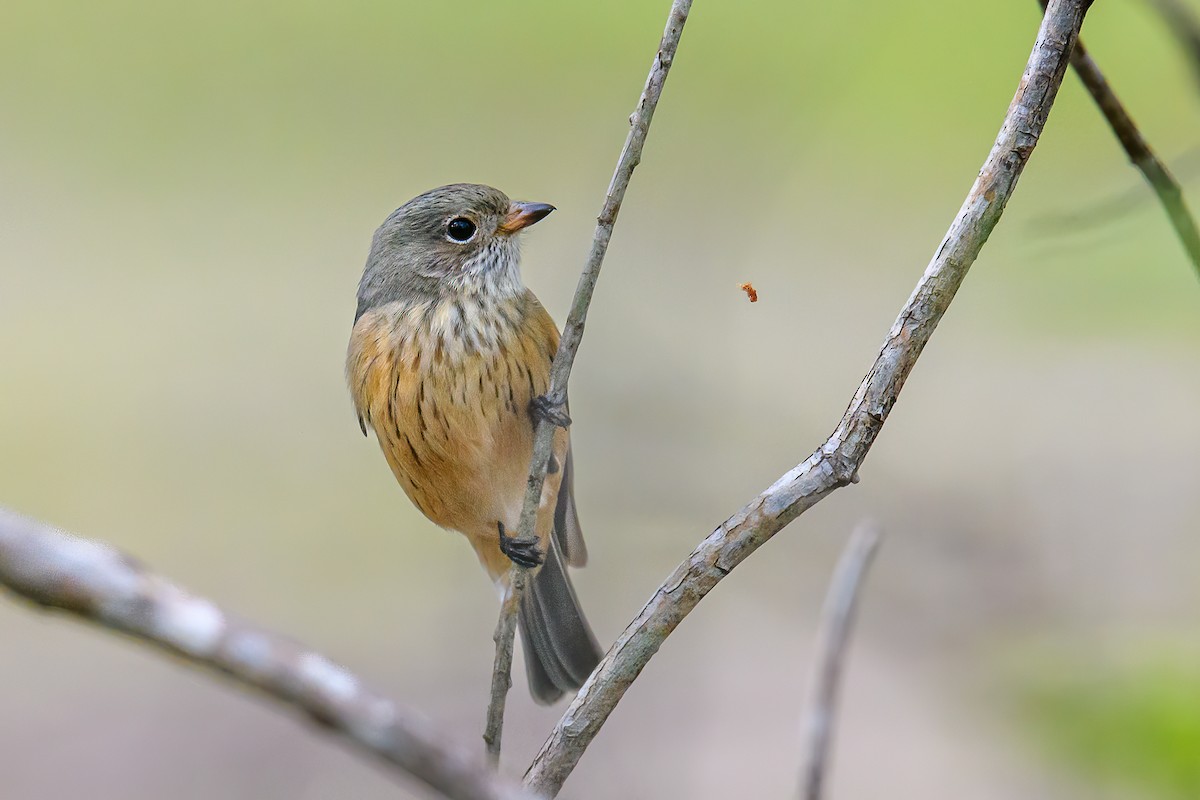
[355,183,554,320]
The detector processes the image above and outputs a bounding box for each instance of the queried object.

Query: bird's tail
[518,539,603,705]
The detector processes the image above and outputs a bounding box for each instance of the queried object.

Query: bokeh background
[2,1,1198,798]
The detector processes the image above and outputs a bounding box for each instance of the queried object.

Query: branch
[0,508,540,800]
[524,1,1088,794]
[799,522,883,800]
[1042,0,1200,278]
[483,0,693,762]
[483,580,522,764]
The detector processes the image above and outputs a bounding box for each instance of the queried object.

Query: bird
[346,183,603,704]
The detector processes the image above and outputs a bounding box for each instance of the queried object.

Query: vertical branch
[1041,0,1200,278]
[482,0,694,763]
[483,585,523,764]
[799,522,883,800]
[525,1,1088,794]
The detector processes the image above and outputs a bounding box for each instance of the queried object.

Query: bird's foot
[529,394,571,429]
[497,521,543,569]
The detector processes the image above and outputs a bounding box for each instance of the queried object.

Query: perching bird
[346,183,602,703]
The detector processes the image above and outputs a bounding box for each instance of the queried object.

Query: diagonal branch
[523,1,1089,794]
[1041,0,1200,278]
[799,522,883,800]
[483,0,693,764]
[0,507,540,800]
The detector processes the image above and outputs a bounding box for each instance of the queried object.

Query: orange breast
[347,294,565,558]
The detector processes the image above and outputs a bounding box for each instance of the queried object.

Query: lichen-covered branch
[523,1,1088,794]
[483,0,693,762]
[0,507,539,800]
[1042,0,1200,278]
[799,522,883,800]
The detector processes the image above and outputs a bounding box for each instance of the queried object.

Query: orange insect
[739,282,758,303]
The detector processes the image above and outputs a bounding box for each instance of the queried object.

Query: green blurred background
[2,1,1198,797]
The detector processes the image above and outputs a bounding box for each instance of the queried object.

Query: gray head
[355,183,555,321]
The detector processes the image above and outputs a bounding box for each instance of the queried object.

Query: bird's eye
[446,217,477,242]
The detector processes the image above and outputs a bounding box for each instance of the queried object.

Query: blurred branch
[799,522,883,800]
[523,1,1089,795]
[1027,145,1200,237]
[1042,0,1200,279]
[483,0,693,765]
[1148,0,1200,92]
[0,507,539,800]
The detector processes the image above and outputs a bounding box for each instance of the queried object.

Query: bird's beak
[497,201,555,235]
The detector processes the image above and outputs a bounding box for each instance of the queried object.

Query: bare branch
[1042,0,1200,278]
[0,507,540,800]
[799,522,883,800]
[523,1,1089,794]
[483,0,693,761]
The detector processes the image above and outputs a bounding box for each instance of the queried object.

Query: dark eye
[446,217,476,242]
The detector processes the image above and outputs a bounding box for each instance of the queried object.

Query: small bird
[346,183,602,704]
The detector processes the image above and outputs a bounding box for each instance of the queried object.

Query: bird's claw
[529,394,571,429]
[497,521,543,569]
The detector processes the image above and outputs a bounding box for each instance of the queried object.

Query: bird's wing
[554,444,588,567]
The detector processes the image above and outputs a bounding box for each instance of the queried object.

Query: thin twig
[0,508,540,800]
[524,1,1088,794]
[799,522,883,800]
[482,0,693,763]
[1041,0,1200,279]
[483,582,522,764]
